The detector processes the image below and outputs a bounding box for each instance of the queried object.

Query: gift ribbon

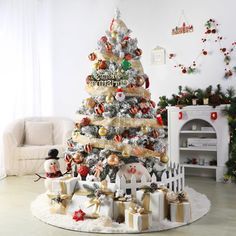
[176,203,184,222]
[76,114,161,128]
[128,206,149,230]
[85,85,150,98]
[72,133,163,158]
[142,192,150,213]
[86,197,101,216]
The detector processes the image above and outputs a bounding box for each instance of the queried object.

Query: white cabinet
[167,105,229,182]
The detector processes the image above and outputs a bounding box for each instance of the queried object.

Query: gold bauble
[98,127,108,136]
[111,31,118,38]
[122,149,131,158]
[135,76,145,87]
[160,155,169,164]
[73,152,84,164]
[107,154,119,166]
[85,98,96,109]
[92,62,99,70]
[105,94,114,104]
[141,126,149,134]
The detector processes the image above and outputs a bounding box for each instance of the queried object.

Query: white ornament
[115,88,125,102]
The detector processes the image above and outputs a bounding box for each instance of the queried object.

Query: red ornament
[156,114,164,126]
[72,209,86,222]
[64,154,72,171]
[143,74,150,89]
[125,54,132,60]
[179,111,183,120]
[150,100,156,108]
[86,75,93,84]
[80,117,91,126]
[182,68,187,74]
[122,130,130,138]
[84,143,93,153]
[95,103,105,115]
[211,112,218,120]
[202,50,208,55]
[78,165,89,177]
[130,106,139,115]
[105,43,112,52]
[152,130,160,138]
[98,60,107,70]
[88,53,97,61]
[113,134,123,143]
[134,48,142,56]
[123,36,130,41]
[100,36,108,43]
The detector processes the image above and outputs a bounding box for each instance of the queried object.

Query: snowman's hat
[45,149,60,160]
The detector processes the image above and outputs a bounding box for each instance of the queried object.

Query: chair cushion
[24,121,53,145]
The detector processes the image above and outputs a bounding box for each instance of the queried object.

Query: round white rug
[31,186,210,233]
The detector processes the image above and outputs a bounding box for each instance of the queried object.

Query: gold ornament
[122,149,131,158]
[111,31,118,38]
[85,98,96,109]
[160,155,169,164]
[92,62,99,70]
[105,94,114,104]
[135,76,145,87]
[98,127,108,136]
[73,152,84,164]
[141,126,149,134]
[107,154,119,166]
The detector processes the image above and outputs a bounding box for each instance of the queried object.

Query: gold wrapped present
[125,205,152,231]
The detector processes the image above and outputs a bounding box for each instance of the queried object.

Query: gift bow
[129,204,146,214]
[47,193,72,207]
[166,191,189,203]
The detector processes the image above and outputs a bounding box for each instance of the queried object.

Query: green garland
[157,84,236,178]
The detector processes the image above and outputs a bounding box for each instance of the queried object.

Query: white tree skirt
[31,187,210,233]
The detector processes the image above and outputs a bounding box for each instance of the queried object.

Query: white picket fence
[111,162,184,196]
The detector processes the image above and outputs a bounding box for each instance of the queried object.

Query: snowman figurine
[115,88,125,102]
[117,161,151,182]
[43,149,63,192]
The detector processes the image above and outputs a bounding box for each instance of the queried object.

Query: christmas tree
[64,10,168,182]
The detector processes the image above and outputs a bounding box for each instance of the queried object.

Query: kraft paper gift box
[51,176,79,195]
[113,197,133,222]
[47,193,72,215]
[170,201,191,223]
[136,188,169,222]
[125,208,152,231]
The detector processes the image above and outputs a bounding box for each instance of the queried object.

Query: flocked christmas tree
[64,10,168,182]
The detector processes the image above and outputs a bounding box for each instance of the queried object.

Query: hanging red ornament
[95,103,105,115]
[211,112,218,120]
[100,36,108,43]
[78,165,89,177]
[98,60,107,70]
[134,48,142,56]
[156,114,164,126]
[113,134,123,143]
[80,117,91,126]
[88,53,97,61]
[84,144,93,153]
[142,74,150,89]
[86,75,93,84]
[179,111,183,120]
[130,106,139,115]
[124,54,132,60]
[182,68,187,73]
[123,36,130,41]
[202,50,208,55]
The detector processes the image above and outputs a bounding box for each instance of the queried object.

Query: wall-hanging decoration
[151,46,166,65]
[172,10,194,35]
[169,18,236,78]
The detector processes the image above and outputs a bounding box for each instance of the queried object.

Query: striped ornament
[84,143,93,153]
[95,103,105,115]
[113,134,123,143]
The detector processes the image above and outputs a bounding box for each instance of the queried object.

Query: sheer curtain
[0,0,52,178]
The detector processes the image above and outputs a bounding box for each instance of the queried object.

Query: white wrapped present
[67,180,114,218]
[51,176,79,195]
[136,186,169,222]
[170,201,191,223]
[125,207,152,231]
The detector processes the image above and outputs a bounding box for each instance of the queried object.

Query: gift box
[113,197,133,222]
[67,180,114,218]
[125,208,152,231]
[47,193,72,214]
[51,176,78,195]
[170,201,191,223]
[136,186,169,221]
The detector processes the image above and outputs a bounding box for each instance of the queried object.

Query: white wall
[50,0,236,118]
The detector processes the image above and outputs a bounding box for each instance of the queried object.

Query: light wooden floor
[0,176,235,236]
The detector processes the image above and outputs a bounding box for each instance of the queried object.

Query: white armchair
[3,117,74,175]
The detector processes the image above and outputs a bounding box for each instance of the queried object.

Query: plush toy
[117,162,151,182]
[34,149,67,192]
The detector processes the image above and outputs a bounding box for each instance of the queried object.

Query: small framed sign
[151,46,166,65]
